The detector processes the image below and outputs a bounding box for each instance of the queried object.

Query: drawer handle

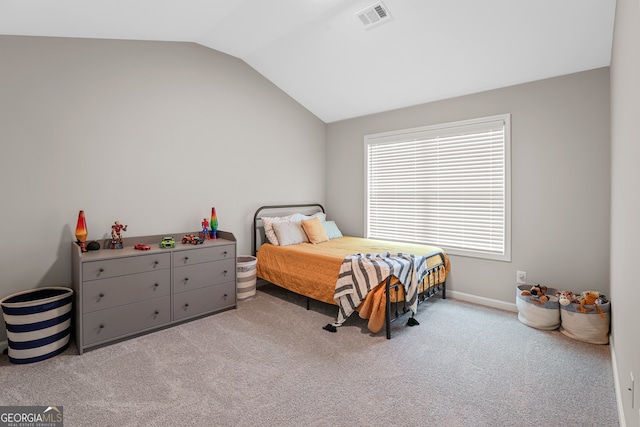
[184,257,189,262]
[223,251,228,257]
[99,324,105,329]
[184,303,190,308]
[223,293,228,300]
[184,277,189,283]
[99,268,104,273]
[99,293,105,298]
[223,270,228,276]
[153,283,159,289]
[154,261,159,265]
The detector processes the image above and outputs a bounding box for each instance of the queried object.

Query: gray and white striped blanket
[333,252,431,326]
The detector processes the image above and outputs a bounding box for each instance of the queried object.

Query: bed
[252,204,450,339]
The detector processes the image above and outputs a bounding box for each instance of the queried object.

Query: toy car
[160,236,176,249]
[182,234,204,245]
[134,244,151,251]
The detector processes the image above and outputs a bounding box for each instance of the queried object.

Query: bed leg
[385,277,392,340]
[307,297,310,310]
[442,280,447,299]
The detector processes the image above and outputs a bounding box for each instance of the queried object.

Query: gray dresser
[71,231,236,354]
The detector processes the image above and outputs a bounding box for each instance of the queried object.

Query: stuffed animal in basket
[521,284,549,305]
[555,290,578,306]
[596,293,609,304]
[578,291,605,318]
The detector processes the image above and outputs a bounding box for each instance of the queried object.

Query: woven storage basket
[559,299,610,345]
[1,287,73,364]
[516,285,560,330]
[236,256,257,300]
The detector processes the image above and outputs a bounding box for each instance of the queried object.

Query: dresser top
[73,230,235,262]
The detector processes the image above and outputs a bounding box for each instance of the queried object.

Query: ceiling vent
[355,2,392,29]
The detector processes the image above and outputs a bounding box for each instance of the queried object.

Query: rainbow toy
[210,207,218,239]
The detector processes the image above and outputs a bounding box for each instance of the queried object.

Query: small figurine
[111,220,128,249]
[201,218,211,240]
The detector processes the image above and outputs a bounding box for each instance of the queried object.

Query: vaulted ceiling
[0,0,617,123]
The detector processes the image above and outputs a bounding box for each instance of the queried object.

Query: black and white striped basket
[1,287,73,364]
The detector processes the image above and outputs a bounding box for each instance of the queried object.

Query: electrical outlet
[516,270,527,284]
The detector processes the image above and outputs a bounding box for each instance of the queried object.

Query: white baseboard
[448,290,517,313]
[610,335,627,427]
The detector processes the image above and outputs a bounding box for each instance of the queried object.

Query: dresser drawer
[82,253,171,281]
[82,296,171,346]
[173,281,235,321]
[173,258,235,293]
[172,244,235,267]
[82,269,171,313]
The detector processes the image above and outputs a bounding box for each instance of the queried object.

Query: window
[365,114,510,261]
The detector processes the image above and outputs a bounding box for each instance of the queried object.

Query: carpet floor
[0,283,619,426]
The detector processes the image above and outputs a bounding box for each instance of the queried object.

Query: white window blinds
[365,114,510,261]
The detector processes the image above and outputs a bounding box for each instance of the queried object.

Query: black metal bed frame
[252,203,447,339]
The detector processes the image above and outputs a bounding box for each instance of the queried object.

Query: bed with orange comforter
[253,204,450,339]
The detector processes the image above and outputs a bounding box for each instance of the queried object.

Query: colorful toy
[75,210,89,252]
[578,291,605,318]
[134,244,151,250]
[182,234,204,245]
[555,290,577,306]
[201,218,211,240]
[160,236,175,249]
[110,220,128,249]
[520,284,549,305]
[210,207,218,239]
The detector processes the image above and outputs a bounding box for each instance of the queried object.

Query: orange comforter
[256,236,450,332]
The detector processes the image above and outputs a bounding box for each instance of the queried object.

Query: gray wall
[610,0,640,425]
[0,36,325,343]
[326,68,611,308]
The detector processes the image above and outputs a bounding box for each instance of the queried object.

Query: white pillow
[272,221,309,246]
[261,212,324,246]
[323,221,343,239]
[261,214,304,246]
[301,212,327,222]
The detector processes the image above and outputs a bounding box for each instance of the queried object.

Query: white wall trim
[610,335,627,427]
[449,290,517,313]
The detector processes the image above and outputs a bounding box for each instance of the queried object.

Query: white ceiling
[0,0,617,123]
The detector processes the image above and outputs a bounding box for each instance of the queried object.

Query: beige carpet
[0,283,619,426]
